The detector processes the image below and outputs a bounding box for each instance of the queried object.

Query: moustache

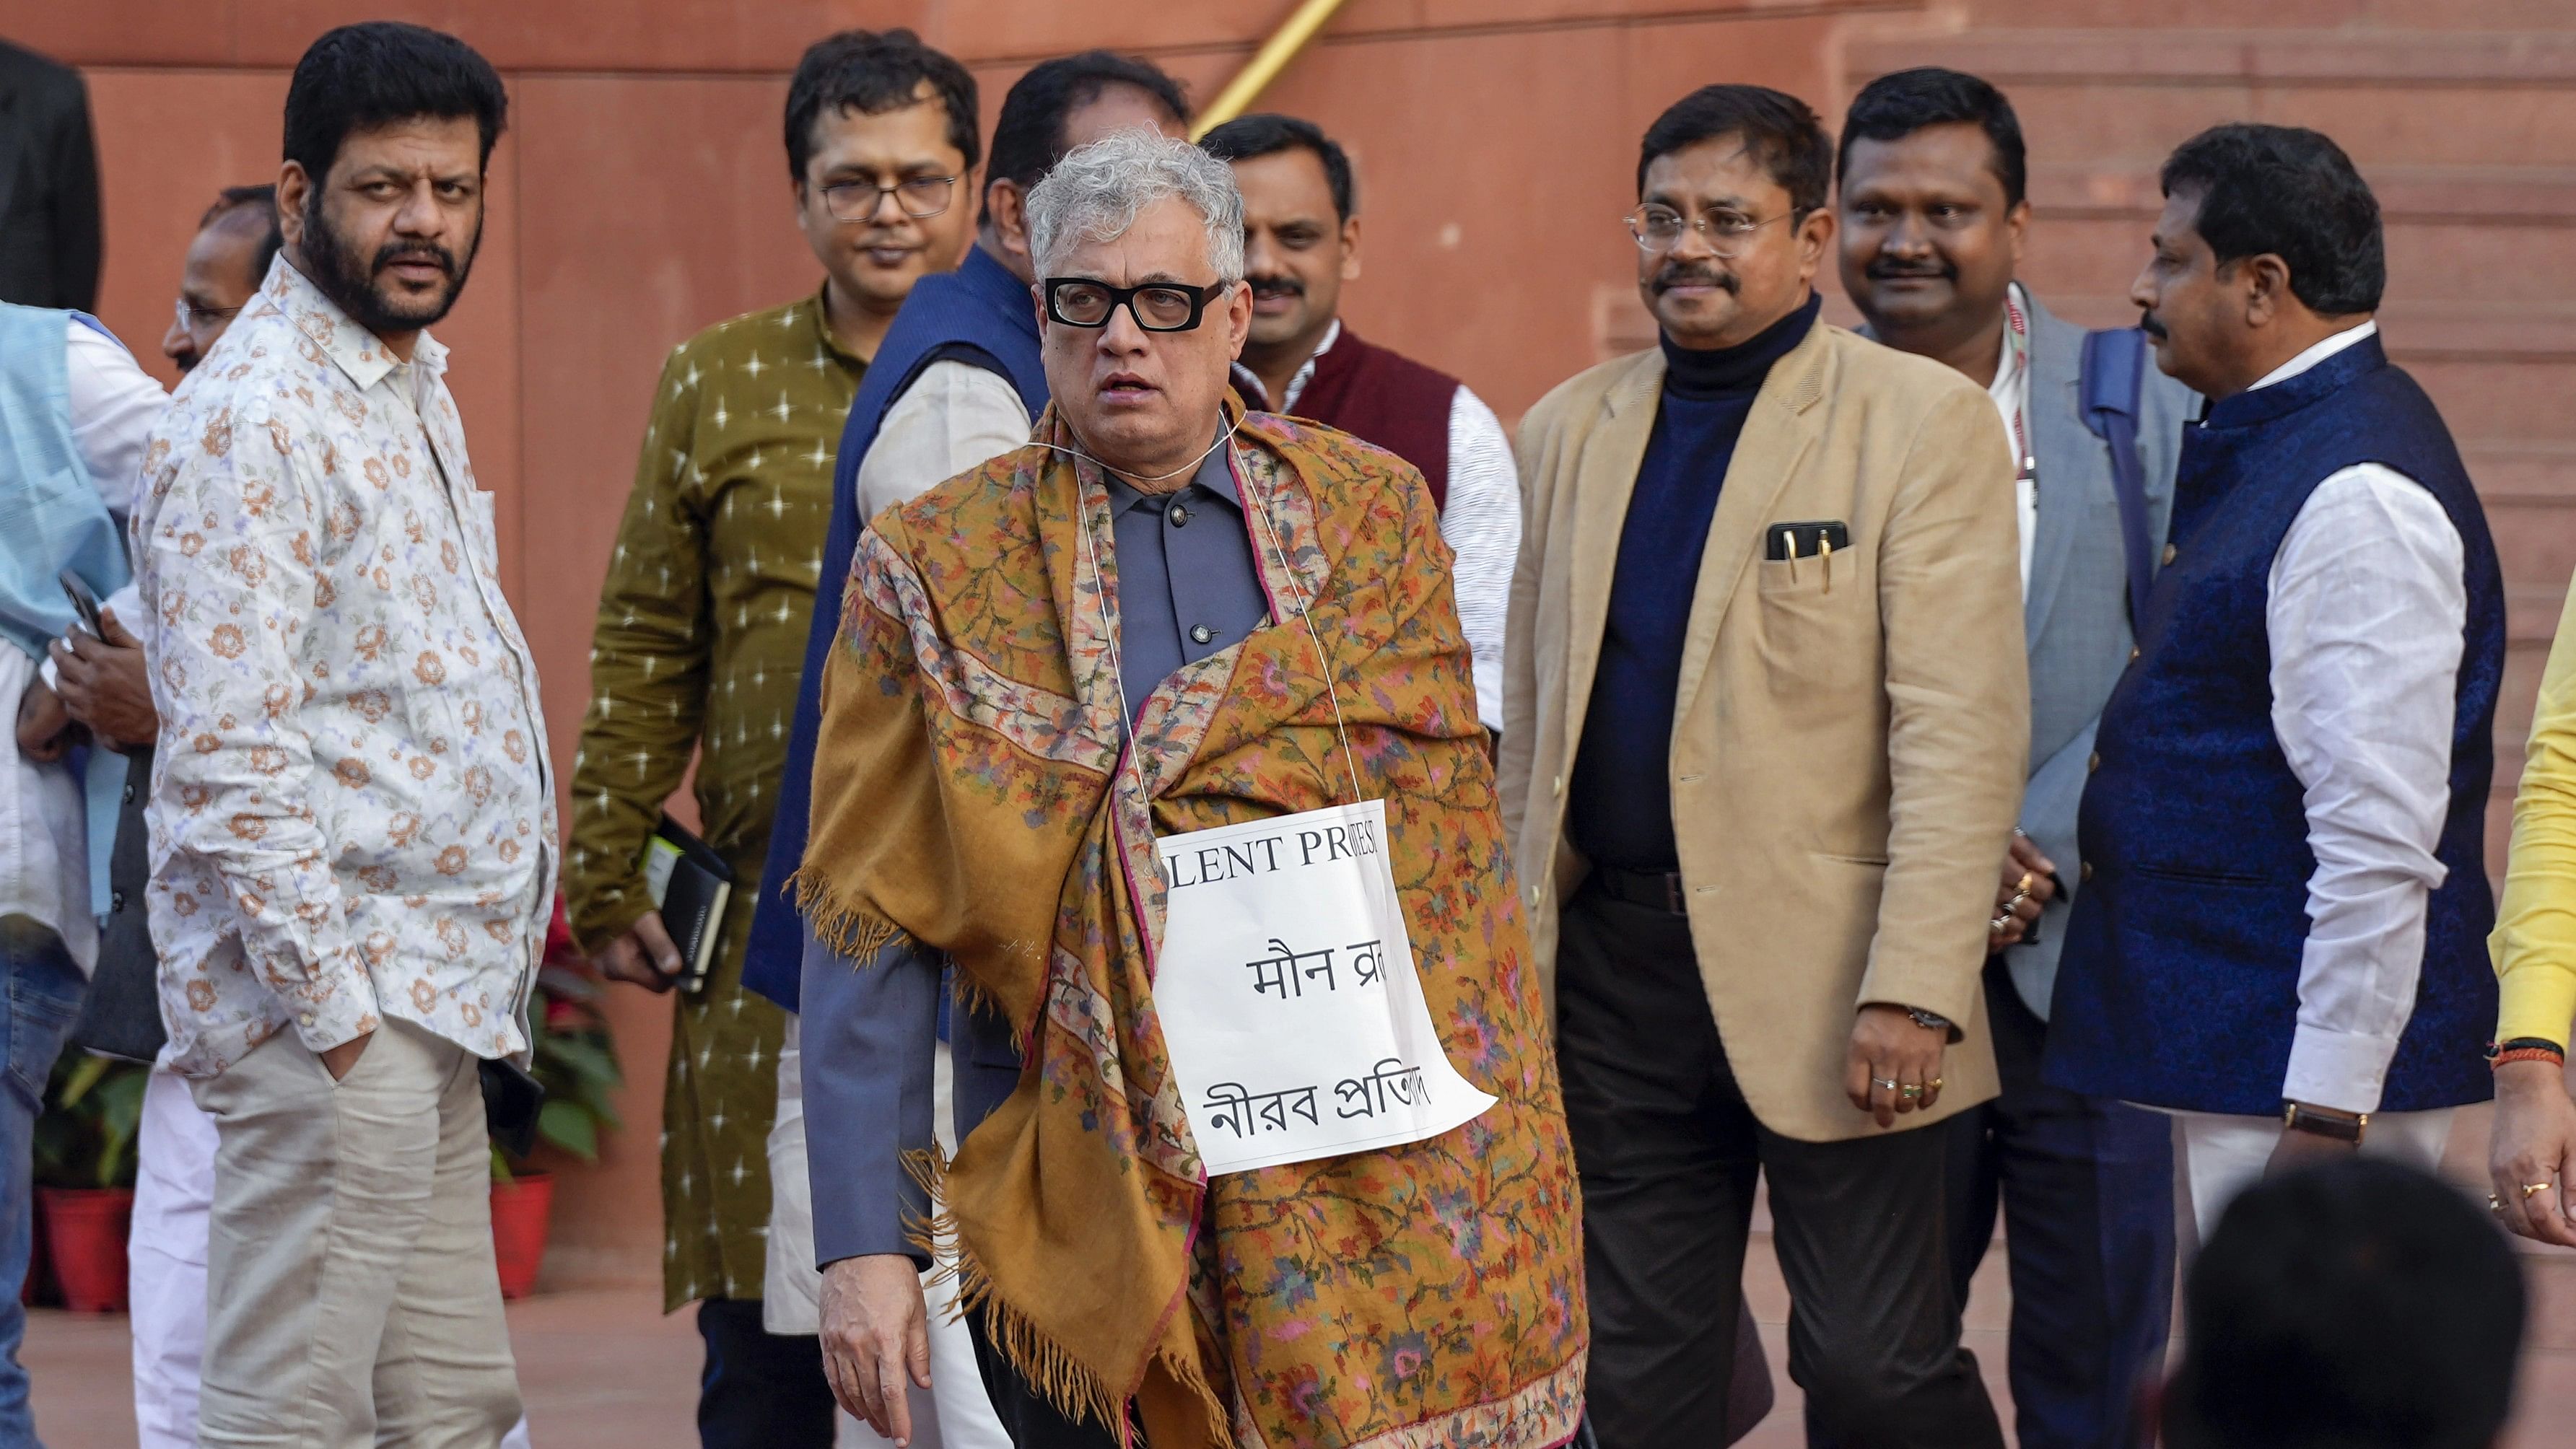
[2139,310,2168,340]
[372,242,458,281]
[1866,259,1956,283]
[1246,276,1305,300]
[1652,263,1739,296]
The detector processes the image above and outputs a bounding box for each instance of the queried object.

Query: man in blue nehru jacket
[2045,124,2505,1240]
[742,49,1189,1448]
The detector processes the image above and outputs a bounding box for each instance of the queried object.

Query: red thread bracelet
[2492,1046,2567,1070]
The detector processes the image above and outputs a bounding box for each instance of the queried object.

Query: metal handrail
[1189,0,1355,140]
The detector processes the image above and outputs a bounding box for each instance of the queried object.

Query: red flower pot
[489,1172,554,1300]
[35,1188,131,1313]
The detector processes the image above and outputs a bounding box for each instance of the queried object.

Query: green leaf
[536,1099,599,1163]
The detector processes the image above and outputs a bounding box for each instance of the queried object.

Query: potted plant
[489,901,621,1300]
[31,1051,149,1312]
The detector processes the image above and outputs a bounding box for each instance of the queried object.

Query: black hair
[2165,1159,2522,1449]
[986,51,1189,205]
[1837,67,2026,209]
[1199,113,1354,221]
[1638,84,1833,216]
[201,184,284,285]
[2160,122,2385,315]
[783,29,979,183]
[283,22,507,182]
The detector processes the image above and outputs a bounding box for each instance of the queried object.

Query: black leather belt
[1592,865,1689,916]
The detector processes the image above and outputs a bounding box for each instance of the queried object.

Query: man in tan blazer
[1498,85,2026,1447]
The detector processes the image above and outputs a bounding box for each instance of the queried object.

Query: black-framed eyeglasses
[1043,277,1232,333]
[1625,204,1794,255]
[818,175,958,222]
[173,297,243,330]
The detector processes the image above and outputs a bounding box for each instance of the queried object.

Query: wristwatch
[1905,1007,1952,1034]
[2282,1101,2369,1144]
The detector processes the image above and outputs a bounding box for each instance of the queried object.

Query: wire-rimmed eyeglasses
[173,297,244,331]
[1625,204,1794,255]
[819,175,959,223]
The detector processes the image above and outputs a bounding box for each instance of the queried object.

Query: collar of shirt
[1278,318,1343,414]
[2248,319,2378,392]
[1988,281,2032,437]
[1101,434,1244,518]
[804,281,871,370]
[271,256,448,398]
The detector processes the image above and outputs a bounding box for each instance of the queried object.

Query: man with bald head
[161,185,281,375]
[795,131,1582,1449]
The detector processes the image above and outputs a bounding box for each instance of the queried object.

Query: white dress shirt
[1987,283,2036,592]
[1278,320,1520,728]
[1,320,165,971]
[2256,320,2470,1114]
[852,359,1034,522]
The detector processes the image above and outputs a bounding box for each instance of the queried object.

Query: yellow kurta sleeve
[2490,581,2576,1048]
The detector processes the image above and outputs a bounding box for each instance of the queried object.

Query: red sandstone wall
[10,0,2572,1287]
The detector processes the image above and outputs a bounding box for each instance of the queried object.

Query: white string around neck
[1055,424,1365,808]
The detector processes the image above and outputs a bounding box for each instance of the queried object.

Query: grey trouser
[191,1017,520,1448]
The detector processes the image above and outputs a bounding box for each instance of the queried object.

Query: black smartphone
[479,1058,547,1160]
[58,570,106,639]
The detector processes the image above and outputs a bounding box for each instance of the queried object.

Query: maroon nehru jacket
[1236,326,1461,508]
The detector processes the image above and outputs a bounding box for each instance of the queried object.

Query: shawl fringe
[903,1149,1234,1448]
[789,872,900,965]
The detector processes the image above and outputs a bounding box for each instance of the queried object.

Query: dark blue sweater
[1568,292,1820,872]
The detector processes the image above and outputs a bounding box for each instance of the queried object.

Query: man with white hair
[795,131,1585,1449]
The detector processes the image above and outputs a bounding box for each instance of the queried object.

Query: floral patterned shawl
[795,406,1584,1448]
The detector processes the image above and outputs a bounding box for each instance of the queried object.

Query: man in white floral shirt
[131,24,550,1446]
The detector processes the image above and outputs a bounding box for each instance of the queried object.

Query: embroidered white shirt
[1988,283,2036,592]
[135,257,557,1076]
[2256,321,2471,1114]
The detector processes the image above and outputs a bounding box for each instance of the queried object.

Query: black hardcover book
[641,815,733,995]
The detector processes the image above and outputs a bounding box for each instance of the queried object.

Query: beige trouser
[190,1017,522,1448]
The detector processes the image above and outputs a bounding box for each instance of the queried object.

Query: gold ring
[1929,1077,1944,1091]
[2525,1182,2554,1199]
[1899,1084,1923,1100]
[2016,872,2035,895]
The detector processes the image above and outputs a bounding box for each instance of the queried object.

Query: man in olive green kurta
[562,34,986,1370]
[565,290,861,1310]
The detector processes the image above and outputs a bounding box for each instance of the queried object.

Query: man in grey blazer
[1838,69,2193,1448]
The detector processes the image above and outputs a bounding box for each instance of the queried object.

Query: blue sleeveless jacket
[2044,334,2504,1115]
[743,245,1047,1008]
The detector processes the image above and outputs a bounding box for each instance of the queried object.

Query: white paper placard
[1148,798,1496,1176]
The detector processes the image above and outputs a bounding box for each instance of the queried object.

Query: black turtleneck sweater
[1568,291,1822,872]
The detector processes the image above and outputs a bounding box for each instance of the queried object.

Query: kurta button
[2129,647,2141,662]
[2087,751,2100,773]
[122,782,136,805]
[1168,503,1190,527]
[299,1012,315,1026]
[2080,861,2095,883]
[1553,773,1565,797]
[2161,543,2178,566]
[110,890,124,913]
[1189,624,1213,645]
